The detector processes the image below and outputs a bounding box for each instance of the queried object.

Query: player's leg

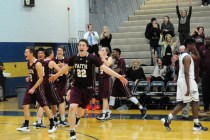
[16,104,31,132]
[192,101,208,131]
[16,90,32,132]
[161,102,186,131]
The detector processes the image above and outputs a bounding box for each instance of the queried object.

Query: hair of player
[79,39,89,47]
[185,37,196,47]
[26,47,35,55]
[102,47,110,56]
[113,48,121,55]
[45,48,53,57]
[57,46,65,52]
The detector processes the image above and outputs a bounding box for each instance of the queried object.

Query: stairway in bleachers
[111,0,210,77]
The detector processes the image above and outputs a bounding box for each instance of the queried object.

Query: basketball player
[16,47,57,133]
[53,46,69,126]
[96,47,113,121]
[37,48,46,61]
[49,39,128,140]
[161,45,208,131]
[108,48,147,119]
[33,48,46,128]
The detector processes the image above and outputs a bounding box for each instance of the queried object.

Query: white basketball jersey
[178,53,195,80]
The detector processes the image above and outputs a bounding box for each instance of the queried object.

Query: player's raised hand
[119,75,128,86]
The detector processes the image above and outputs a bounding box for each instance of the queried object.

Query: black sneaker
[104,112,111,120]
[59,120,69,127]
[35,122,46,128]
[70,130,76,140]
[161,116,171,131]
[75,117,80,127]
[140,107,147,118]
[16,123,30,132]
[96,114,106,121]
[193,123,208,131]
[48,124,57,133]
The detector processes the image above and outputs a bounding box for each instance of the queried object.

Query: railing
[89,0,144,33]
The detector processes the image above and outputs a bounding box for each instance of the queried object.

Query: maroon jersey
[42,60,54,84]
[68,53,103,88]
[98,57,111,78]
[113,57,126,75]
[27,59,40,86]
[53,57,68,82]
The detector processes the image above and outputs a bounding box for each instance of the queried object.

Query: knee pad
[129,97,139,105]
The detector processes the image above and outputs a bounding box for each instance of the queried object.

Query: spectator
[201,0,210,6]
[100,26,112,53]
[145,18,159,40]
[164,56,176,85]
[126,59,146,82]
[192,26,205,50]
[0,60,7,102]
[198,37,210,114]
[150,23,162,65]
[176,0,192,45]
[161,16,175,37]
[150,54,166,86]
[84,24,100,56]
[159,34,178,66]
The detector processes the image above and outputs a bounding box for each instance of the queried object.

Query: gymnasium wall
[0,0,89,97]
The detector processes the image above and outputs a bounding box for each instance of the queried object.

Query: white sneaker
[16,126,30,132]
[201,5,204,7]
[48,125,57,133]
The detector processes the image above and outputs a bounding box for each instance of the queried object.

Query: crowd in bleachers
[83,0,210,118]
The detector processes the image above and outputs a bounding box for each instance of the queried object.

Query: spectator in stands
[176,0,192,45]
[100,26,112,53]
[161,16,175,37]
[198,37,210,114]
[150,54,166,90]
[192,26,205,50]
[84,24,100,57]
[201,0,210,6]
[150,23,162,65]
[145,18,159,40]
[159,34,178,66]
[0,59,7,102]
[126,59,146,82]
[164,56,176,85]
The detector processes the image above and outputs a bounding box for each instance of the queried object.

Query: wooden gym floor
[0,98,210,140]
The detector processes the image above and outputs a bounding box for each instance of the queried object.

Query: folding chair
[133,81,149,96]
[145,81,165,109]
[162,81,177,109]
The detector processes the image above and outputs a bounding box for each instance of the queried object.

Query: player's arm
[100,64,127,86]
[102,56,113,67]
[49,61,60,72]
[183,55,191,96]
[49,65,73,82]
[28,62,43,94]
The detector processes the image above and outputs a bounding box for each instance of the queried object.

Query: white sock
[194,119,199,125]
[61,115,65,121]
[138,105,143,110]
[37,118,42,124]
[129,97,139,104]
[168,113,173,120]
[107,110,112,114]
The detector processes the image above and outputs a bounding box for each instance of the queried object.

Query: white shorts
[176,78,199,103]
